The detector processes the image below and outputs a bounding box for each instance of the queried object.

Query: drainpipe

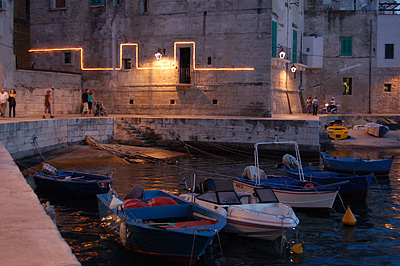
[368,19,372,114]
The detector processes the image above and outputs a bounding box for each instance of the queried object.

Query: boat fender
[342,205,357,226]
[304,183,314,188]
[110,195,124,209]
[120,222,127,245]
[292,241,304,254]
[215,207,227,217]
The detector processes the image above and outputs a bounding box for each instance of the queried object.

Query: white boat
[232,141,339,212]
[180,186,299,241]
[365,122,389,137]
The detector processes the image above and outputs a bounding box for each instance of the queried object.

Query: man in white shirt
[0,88,8,118]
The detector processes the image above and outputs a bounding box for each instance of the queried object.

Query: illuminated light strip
[29,42,255,71]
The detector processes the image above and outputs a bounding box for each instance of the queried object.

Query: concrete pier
[0,141,80,266]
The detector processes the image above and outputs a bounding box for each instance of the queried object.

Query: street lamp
[290,64,297,73]
[279,48,286,59]
[155,49,163,61]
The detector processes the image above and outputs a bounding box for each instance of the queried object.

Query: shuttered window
[90,0,104,6]
[272,21,277,58]
[341,38,353,56]
[292,29,298,63]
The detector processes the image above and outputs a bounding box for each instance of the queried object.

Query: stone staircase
[114,118,154,147]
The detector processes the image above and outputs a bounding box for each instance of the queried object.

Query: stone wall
[13,70,82,116]
[0,0,14,90]
[0,118,113,159]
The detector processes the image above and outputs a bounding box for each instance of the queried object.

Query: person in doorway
[87,90,96,117]
[0,88,8,118]
[43,90,54,119]
[82,89,89,116]
[312,96,319,116]
[305,96,312,115]
[8,89,16,117]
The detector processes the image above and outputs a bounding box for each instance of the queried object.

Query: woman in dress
[8,89,16,117]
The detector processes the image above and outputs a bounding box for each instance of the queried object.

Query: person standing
[43,90,54,119]
[305,96,312,115]
[0,88,8,118]
[8,89,16,117]
[82,89,89,116]
[312,96,319,116]
[87,90,96,117]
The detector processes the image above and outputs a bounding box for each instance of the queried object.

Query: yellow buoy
[342,205,357,226]
[292,241,304,254]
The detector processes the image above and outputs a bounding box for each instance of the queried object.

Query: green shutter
[292,29,297,63]
[90,0,104,6]
[272,21,277,58]
[341,38,353,56]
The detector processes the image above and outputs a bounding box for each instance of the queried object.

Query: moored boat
[180,185,299,241]
[321,152,394,175]
[233,142,340,212]
[365,122,389,137]
[97,186,226,261]
[33,163,114,196]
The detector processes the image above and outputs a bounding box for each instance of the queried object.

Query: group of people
[306,96,336,116]
[0,88,17,118]
[306,96,320,116]
[81,89,96,117]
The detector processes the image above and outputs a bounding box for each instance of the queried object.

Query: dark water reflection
[20,146,400,266]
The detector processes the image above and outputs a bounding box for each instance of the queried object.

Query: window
[51,0,66,9]
[114,0,122,6]
[212,99,218,105]
[207,57,212,65]
[170,99,175,104]
[63,51,72,65]
[343,78,352,95]
[385,44,394,59]
[0,0,7,11]
[123,58,131,69]
[271,20,277,58]
[292,29,298,63]
[141,0,148,15]
[384,84,392,92]
[129,99,134,104]
[90,0,104,7]
[341,38,353,56]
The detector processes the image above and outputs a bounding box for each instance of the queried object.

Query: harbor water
[18,145,400,266]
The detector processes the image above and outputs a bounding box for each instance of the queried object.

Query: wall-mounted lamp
[290,64,297,73]
[279,49,286,59]
[155,48,164,61]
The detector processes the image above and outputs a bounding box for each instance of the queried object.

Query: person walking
[43,90,54,119]
[87,90,96,117]
[8,89,16,117]
[305,96,312,115]
[82,89,89,116]
[0,88,8,118]
[312,96,319,116]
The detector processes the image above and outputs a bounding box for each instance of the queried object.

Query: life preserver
[304,183,314,188]
[147,197,178,207]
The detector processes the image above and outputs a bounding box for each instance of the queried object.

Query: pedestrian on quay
[305,96,312,115]
[312,96,319,116]
[87,90,96,117]
[43,89,54,119]
[8,89,16,118]
[0,88,8,118]
[82,89,89,116]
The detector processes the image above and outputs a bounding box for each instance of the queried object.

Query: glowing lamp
[290,64,297,73]
[155,49,163,61]
[279,49,286,59]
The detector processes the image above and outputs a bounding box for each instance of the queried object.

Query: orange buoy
[342,205,357,226]
[292,241,304,254]
[304,183,314,188]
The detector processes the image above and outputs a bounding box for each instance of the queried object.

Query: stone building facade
[0,0,14,91]
[28,0,304,117]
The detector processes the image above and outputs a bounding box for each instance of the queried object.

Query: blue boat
[97,187,226,261]
[233,142,340,212]
[33,169,114,196]
[321,152,394,175]
[283,167,373,202]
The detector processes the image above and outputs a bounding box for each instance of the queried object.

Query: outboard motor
[199,178,216,193]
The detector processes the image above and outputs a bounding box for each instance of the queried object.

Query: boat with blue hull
[33,170,114,196]
[233,142,340,212]
[321,152,394,175]
[97,188,226,262]
[283,167,373,202]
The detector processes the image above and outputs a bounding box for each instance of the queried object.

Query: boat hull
[233,177,338,211]
[321,153,394,175]
[33,171,113,196]
[97,191,226,259]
